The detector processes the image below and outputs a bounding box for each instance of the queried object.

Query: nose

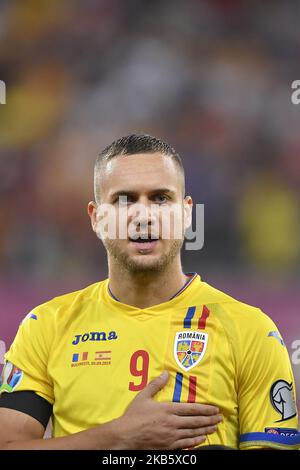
[130,202,156,228]
[128,198,159,234]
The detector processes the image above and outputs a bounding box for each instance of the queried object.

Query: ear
[183,196,193,231]
[87,201,98,232]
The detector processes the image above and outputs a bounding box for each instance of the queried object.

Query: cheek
[95,205,128,240]
[115,212,127,240]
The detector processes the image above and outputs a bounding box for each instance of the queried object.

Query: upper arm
[0,389,53,447]
[0,407,45,447]
[1,306,55,403]
[237,310,300,450]
[0,306,55,447]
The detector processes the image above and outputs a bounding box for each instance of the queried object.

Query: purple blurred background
[0,0,299,410]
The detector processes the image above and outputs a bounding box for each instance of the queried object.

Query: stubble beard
[103,238,184,275]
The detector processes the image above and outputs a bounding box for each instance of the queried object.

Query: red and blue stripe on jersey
[173,304,210,403]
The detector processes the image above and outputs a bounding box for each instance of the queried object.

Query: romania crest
[174,331,208,372]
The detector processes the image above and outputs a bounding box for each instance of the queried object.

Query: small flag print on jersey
[0,362,23,393]
[71,351,112,367]
[174,331,208,372]
[72,352,89,363]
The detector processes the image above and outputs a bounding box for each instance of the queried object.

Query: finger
[177,425,218,439]
[170,435,207,450]
[175,414,222,429]
[138,371,169,399]
[170,402,219,416]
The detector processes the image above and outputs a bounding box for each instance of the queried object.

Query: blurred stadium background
[0,0,299,411]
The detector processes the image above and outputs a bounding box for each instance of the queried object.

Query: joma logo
[72,331,118,346]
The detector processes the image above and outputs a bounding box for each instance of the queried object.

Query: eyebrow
[109,188,177,200]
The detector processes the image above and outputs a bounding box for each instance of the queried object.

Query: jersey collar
[102,272,201,314]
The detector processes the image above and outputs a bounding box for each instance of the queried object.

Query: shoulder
[200,281,277,333]
[22,280,105,324]
[200,283,286,372]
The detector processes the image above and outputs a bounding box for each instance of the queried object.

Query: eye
[115,195,134,205]
[153,194,169,204]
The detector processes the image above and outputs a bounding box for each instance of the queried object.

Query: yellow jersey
[1,273,299,449]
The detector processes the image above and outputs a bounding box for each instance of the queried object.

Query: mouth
[128,236,159,252]
[129,236,159,242]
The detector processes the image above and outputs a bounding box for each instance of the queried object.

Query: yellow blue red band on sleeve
[240,432,300,449]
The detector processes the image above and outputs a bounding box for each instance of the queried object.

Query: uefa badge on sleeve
[270,379,297,421]
[174,331,208,372]
[0,362,23,393]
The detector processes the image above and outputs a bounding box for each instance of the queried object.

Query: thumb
[139,371,170,399]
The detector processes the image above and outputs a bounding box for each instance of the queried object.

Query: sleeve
[0,306,55,406]
[236,309,300,450]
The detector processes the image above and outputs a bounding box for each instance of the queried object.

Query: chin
[126,255,165,273]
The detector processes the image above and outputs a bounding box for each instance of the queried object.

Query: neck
[108,258,188,309]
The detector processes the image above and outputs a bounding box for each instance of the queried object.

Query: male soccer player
[0,134,299,450]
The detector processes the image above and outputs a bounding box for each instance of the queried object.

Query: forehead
[101,153,182,196]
